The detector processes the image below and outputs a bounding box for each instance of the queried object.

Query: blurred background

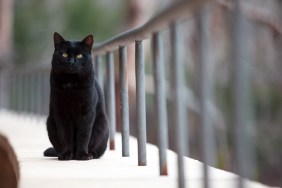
[0,0,281,187]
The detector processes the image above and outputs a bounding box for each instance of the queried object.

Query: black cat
[43,32,109,160]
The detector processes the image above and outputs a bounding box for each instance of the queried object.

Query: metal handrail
[92,1,214,187]
[92,0,253,188]
[93,0,211,55]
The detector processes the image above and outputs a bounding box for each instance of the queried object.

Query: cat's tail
[43,147,58,157]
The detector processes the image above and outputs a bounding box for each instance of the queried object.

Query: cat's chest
[61,81,78,89]
[51,87,97,116]
[59,79,89,90]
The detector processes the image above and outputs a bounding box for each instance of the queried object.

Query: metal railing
[92,0,253,188]
[0,68,50,116]
[0,0,255,188]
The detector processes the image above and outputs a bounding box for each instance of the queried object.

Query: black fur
[44,32,109,160]
[43,147,57,157]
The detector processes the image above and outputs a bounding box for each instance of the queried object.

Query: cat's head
[52,32,94,74]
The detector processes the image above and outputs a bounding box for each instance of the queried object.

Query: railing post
[15,74,19,112]
[35,73,42,115]
[95,55,104,94]
[43,72,49,115]
[30,74,36,114]
[231,1,255,187]
[106,51,116,150]
[17,74,23,113]
[152,32,168,175]
[119,46,130,157]
[22,74,28,113]
[135,40,147,166]
[198,4,216,188]
[36,73,41,115]
[10,74,17,111]
[170,22,188,188]
[0,69,9,109]
[40,73,46,115]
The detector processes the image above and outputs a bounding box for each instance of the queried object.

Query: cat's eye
[62,53,68,58]
[77,54,83,59]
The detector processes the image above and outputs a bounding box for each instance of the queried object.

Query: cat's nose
[69,58,75,64]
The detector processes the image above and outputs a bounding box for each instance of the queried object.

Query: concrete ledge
[0,110,273,188]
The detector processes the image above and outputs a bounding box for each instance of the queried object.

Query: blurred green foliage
[14,0,126,65]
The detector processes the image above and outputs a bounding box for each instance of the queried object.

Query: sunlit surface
[0,111,272,188]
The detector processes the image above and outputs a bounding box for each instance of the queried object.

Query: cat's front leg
[58,151,73,160]
[57,121,74,160]
[75,118,94,160]
[75,151,93,160]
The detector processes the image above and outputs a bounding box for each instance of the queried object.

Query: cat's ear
[53,32,65,46]
[81,35,94,51]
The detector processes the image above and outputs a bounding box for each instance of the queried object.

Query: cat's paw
[58,151,73,160]
[75,152,93,160]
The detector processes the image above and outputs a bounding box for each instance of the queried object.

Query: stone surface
[0,110,274,188]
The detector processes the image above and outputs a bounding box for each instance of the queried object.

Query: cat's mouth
[55,64,79,73]
[65,67,78,73]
